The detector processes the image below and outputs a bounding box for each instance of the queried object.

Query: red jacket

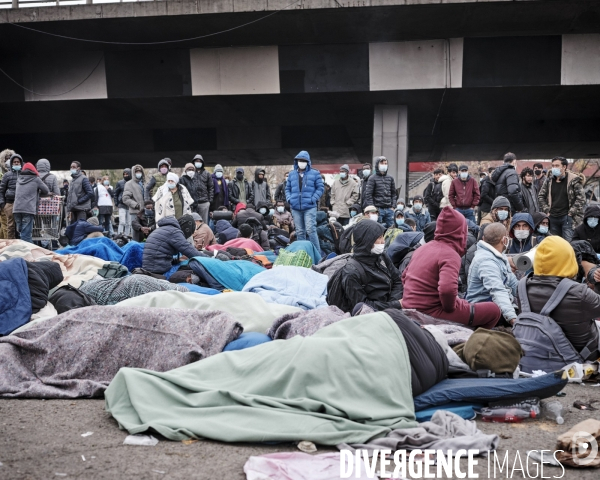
[401,207,467,313]
[448,176,480,209]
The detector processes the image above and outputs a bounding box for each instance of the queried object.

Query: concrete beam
[372,105,408,200]
[562,34,600,85]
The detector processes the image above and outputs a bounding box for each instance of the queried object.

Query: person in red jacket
[448,164,480,224]
[401,206,501,329]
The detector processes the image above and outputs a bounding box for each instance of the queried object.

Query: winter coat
[285,155,324,212]
[572,204,600,252]
[153,184,194,222]
[13,167,50,215]
[251,168,272,206]
[0,170,18,205]
[330,177,360,219]
[192,223,216,250]
[232,207,265,228]
[192,167,214,204]
[316,211,336,255]
[478,176,496,212]
[179,168,198,207]
[274,181,287,202]
[491,164,524,212]
[273,209,294,233]
[215,219,239,243]
[35,159,60,195]
[538,170,586,226]
[438,174,452,208]
[479,210,512,232]
[95,184,114,215]
[65,172,93,213]
[210,174,230,211]
[520,181,539,215]
[122,165,146,215]
[423,179,443,215]
[508,212,538,254]
[68,220,104,246]
[230,178,254,207]
[363,157,397,209]
[144,159,170,202]
[131,211,156,242]
[466,241,518,321]
[402,207,467,313]
[335,220,403,311]
[448,176,480,209]
[142,216,202,274]
[113,169,132,209]
[404,208,431,232]
[520,275,600,358]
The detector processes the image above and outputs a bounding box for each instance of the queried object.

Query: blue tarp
[56,237,145,272]
[191,257,265,291]
[0,258,32,336]
[414,372,567,411]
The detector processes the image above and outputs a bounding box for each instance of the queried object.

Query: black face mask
[144,209,154,217]
[124,175,131,181]
[236,173,244,180]
[534,170,542,176]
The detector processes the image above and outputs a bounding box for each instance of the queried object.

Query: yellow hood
[533,236,578,278]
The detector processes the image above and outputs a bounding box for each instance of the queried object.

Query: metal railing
[407,171,433,192]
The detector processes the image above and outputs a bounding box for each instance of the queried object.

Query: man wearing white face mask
[331,164,359,226]
[572,204,600,252]
[363,156,397,228]
[448,165,480,224]
[405,195,431,232]
[326,219,403,313]
[507,213,538,254]
[210,164,230,212]
[152,172,194,222]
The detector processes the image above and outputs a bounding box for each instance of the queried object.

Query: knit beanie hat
[87,217,99,226]
[234,203,247,215]
[340,164,350,173]
[214,164,224,173]
[491,196,511,210]
[167,172,179,184]
[534,236,578,278]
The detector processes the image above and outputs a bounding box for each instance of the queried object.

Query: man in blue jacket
[285,151,324,254]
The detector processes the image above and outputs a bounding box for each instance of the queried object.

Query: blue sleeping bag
[56,237,145,271]
[414,372,567,411]
[0,258,32,336]
[190,257,265,291]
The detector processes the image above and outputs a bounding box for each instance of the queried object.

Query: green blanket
[116,291,301,333]
[104,312,417,444]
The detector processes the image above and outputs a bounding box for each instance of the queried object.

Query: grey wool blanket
[267,305,350,339]
[0,306,242,399]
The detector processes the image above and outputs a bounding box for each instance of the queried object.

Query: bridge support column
[372,105,408,202]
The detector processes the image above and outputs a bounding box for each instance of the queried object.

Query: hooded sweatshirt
[531,211,552,239]
[13,163,50,215]
[35,159,60,195]
[572,204,600,252]
[252,168,271,206]
[402,206,467,312]
[145,158,170,201]
[122,164,146,214]
[508,212,537,254]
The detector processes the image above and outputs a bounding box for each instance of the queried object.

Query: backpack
[49,285,96,314]
[338,225,355,254]
[431,181,444,206]
[328,221,344,254]
[326,257,367,313]
[513,277,600,373]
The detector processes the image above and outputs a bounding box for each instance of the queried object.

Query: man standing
[491,152,524,213]
[251,168,272,206]
[113,168,132,237]
[230,167,254,211]
[363,156,397,228]
[191,154,214,224]
[448,165,480,224]
[285,151,324,254]
[538,156,585,242]
[330,164,359,226]
[144,158,171,201]
[405,195,431,232]
[439,163,458,208]
[520,167,539,215]
[0,153,22,238]
[65,161,94,224]
[478,167,496,224]
[13,162,50,244]
[274,171,289,203]
[533,162,545,192]
[359,162,372,210]
[423,168,443,220]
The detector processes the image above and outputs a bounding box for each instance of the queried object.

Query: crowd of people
[1,147,600,365]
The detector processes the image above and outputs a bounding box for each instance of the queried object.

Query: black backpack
[326,257,367,313]
[431,182,444,206]
[49,285,96,314]
[339,225,355,254]
[328,221,344,254]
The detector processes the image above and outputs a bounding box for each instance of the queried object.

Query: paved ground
[0,383,599,480]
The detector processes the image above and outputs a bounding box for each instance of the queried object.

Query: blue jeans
[292,207,320,255]
[14,213,34,244]
[549,215,574,242]
[378,208,394,229]
[456,208,476,224]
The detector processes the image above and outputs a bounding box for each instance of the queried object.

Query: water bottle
[481,398,540,423]
[542,400,565,424]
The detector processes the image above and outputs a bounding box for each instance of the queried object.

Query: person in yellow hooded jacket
[518,236,600,361]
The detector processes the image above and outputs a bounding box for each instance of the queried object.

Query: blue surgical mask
[70,169,78,176]
[340,172,347,179]
[350,211,357,217]
[12,165,21,171]
[379,164,388,173]
[135,172,142,179]
[103,180,109,186]
[396,218,404,226]
[195,162,203,169]
[537,226,549,234]
[167,182,177,190]
[413,203,423,212]
[587,217,599,228]
[362,169,371,178]
[460,172,468,180]
[552,167,562,177]
[215,172,223,179]
[259,208,267,214]
[497,210,509,221]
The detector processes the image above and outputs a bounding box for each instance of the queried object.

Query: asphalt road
[0,383,599,480]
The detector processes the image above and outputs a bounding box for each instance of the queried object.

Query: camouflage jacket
[537,170,586,226]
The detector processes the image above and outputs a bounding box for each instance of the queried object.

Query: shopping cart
[32,195,64,249]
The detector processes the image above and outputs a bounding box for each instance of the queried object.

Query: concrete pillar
[12,0,18,8]
[372,105,409,202]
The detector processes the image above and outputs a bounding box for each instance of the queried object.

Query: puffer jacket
[192,163,214,204]
[232,206,265,228]
[478,176,496,212]
[0,170,19,205]
[520,275,600,358]
[491,164,524,212]
[363,156,397,209]
[179,165,198,205]
[122,165,146,215]
[113,168,132,209]
[330,177,360,219]
[336,220,403,311]
[466,241,518,322]
[538,170,586,227]
[35,159,60,195]
[215,219,240,243]
[572,204,600,252]
[285,151,324,212]
[142,216,202,274]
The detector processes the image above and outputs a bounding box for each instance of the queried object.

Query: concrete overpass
[2,0,600,194]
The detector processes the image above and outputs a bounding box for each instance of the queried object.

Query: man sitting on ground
[191,212,216,250]
[466,223,519,325]
[402,207,501,329]
[327,220,402,313]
